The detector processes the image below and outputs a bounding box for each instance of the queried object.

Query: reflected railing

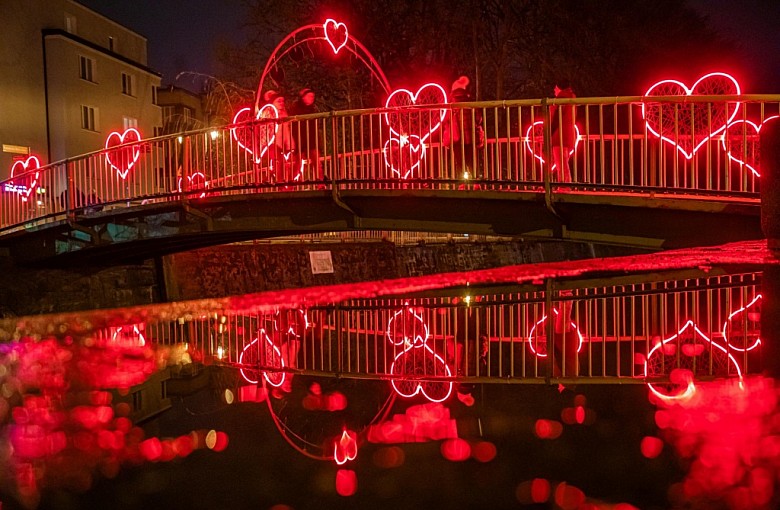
[2,95,777,234]
[145,271,762,390]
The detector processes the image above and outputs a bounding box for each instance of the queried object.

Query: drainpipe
[41,31,52,163]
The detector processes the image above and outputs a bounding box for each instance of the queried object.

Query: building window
[80,105,97,131]
[182,107,192,121]
[65,13,77,34]
[132,390,143,412]
[108,36,115,51]
[123,117,138,130]
[153,126,164,137]
[152,86,158,105]
[122,72,135,96]
[161,106,174,122]
[79,55,95,83]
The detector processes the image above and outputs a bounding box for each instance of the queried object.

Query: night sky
[77,0,780,92]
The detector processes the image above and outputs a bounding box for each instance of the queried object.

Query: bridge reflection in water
[144,270,761,398]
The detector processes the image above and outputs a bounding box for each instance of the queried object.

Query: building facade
[0,0,162,180]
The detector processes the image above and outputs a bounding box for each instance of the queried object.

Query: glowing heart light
[383,83,448,143]
[641,72,741,159]
[333,429,358,465]
[390,345,453,403]
[239,328,286,387]
[644,320,743,402]
[720,116,779,177]
[105,128,142,179]
[386,306,429,348]
[6,155,41,202]
[383,135,426,179]
[722,294,762,352]
[177,172,210,198]
[523,121,582,172]
[230,104,279,164]
[323,19,348,54]
[526,308,584,358]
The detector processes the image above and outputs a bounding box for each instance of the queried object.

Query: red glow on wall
[333,429,358,465]
[641,72,741,159]
[721,116,779,177]
[105,128,142,179]
[335,468,357,496]
[534,419,563,439]
[471,440,497,462]
[323,19,348,54]
[384,83,448,143]
[531,478,551,503]
[722,294,762,352]
[238,328,287,387]
[644,320,744,402]
[441,438,471,462]
[6,155,41,201]
[524,121,582,172]
[230,104,279,164]
[640,436,664,459]
[554,482,586,510]
[527,307,584,358]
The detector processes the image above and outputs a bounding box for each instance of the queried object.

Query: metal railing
[1,95,777,234]
[144,271,762,385]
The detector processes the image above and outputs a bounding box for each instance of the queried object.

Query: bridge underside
[1,189,761,265]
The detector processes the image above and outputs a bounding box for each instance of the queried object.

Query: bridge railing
[1,95,777,233]
[143,271,761,386]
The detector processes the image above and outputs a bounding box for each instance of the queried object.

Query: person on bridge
[289,88,323,185]
[443,76,484,183]
[265,91,296,183]
[549,79,576,184]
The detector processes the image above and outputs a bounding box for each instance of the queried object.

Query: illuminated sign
[642,72,741,159]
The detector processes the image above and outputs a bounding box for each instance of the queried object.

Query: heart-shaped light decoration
[239,328,286,387]
[323,19,348,54]
[644,320,743,402]
[386,306,429,349]
[721,116,779,177]
[390,344,453,403]
[722,294,762,352]
[383,135,426,179]
[333,429,358,465]
[105,128,142,179]
[523,121,582,172]
[383,83,448,143]
[177,172,210,198]
[527,308,584,358]
[230,104,279,164]
[6,155,41,202]
[642,72,741,159]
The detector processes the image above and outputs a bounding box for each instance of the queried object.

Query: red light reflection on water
[652,376,780,510]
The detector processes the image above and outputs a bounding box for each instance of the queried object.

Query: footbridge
[1,93,775,264]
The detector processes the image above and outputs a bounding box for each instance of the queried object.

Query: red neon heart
[323,19,348,54]
[238,328,286,388]
[231,105,279,164]
[390,344,453,403]
[383,83,448,143]
[721,116,779,177]
[524,121,582,172]
[333,429,358,465]
[527,308,584,358]
[722,294,761,352]
[644,320,743,402]
[105,128,142,179]
[642,72,741,159]
[383,135,426,179]
[386,306,428,348]
[7,155,41,202]
[177,172,210,198]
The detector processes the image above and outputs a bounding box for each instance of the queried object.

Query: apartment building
[0,0,162,179]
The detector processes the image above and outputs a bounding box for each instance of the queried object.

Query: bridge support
[760,120,780,378]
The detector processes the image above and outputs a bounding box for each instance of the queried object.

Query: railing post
[544,279,555,383]
[541,98,552,193]
[760,119,780,378]
[182,135,192,192]
[66,159,75,220]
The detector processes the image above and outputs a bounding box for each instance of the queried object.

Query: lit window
[108,36,115,52]
[123,116,138,129]
[65,13,77,34]
[79,55,95,82]
[152,86,158,105]
[81,105,97,131]
[122,72,135,96]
